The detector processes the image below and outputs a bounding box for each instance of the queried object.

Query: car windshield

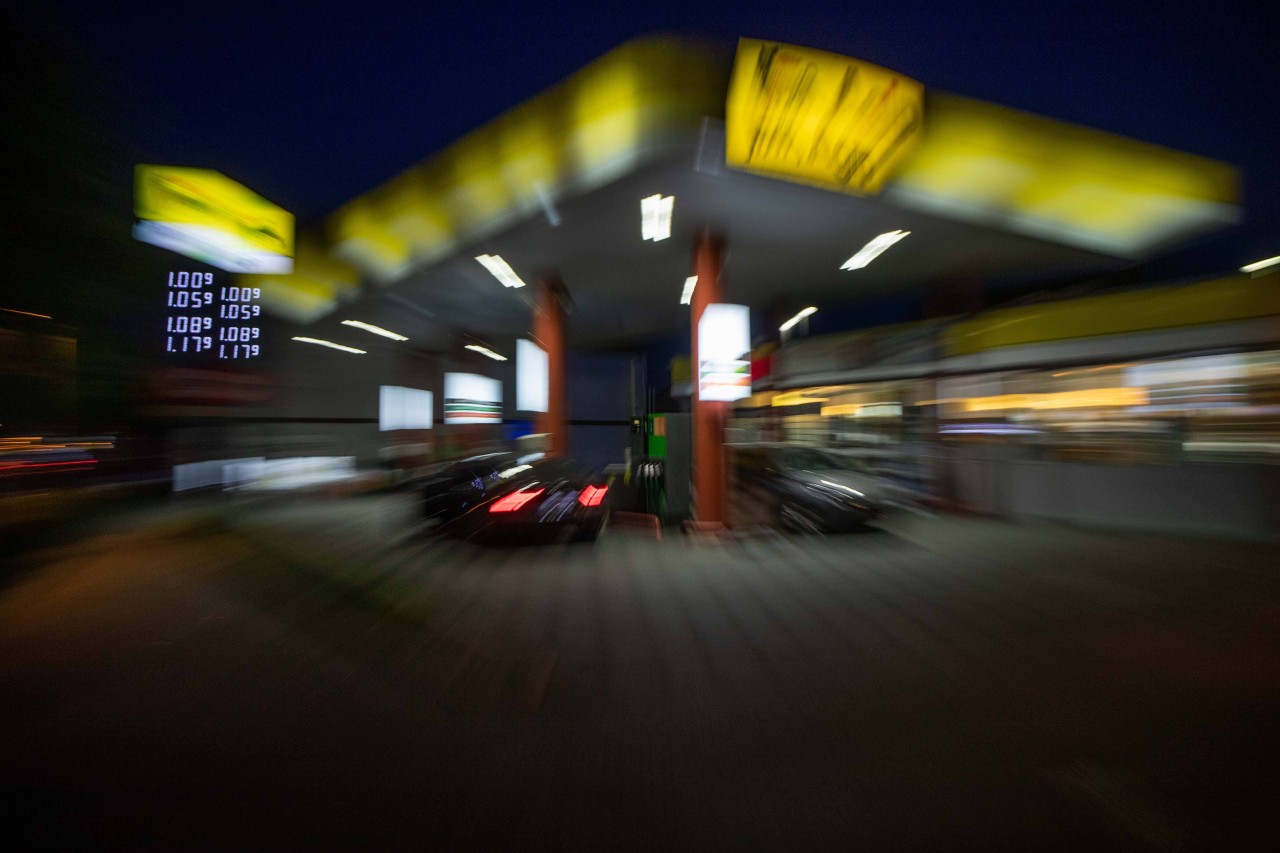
[780,449,870,474]
[780,449,840,471]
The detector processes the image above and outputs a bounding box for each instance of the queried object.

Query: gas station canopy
[245,36,1239,343]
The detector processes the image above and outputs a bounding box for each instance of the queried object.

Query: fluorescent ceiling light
[465,344,508,361]
[641,194,674,241]
[1240,255,1280,274]
[341,320,408,341]
[779,306,817,332]
[679,276,698,305]
[475,254,528,288]
[292,336,366,354]
[840,230,911,270]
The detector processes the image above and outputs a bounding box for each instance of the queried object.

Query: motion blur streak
[577,484,608,506]
[490,488,545,512]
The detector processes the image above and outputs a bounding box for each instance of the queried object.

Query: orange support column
[533,276,568,456]
[691,230,727,527]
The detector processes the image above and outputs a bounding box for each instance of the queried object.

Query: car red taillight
[577,485,608,507]
[490,488,545,513]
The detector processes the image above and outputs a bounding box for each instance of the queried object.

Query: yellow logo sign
[726,39,924,195]
[134,166,295,273]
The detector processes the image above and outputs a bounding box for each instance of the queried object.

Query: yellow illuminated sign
[962,388,1149,412]
[327,36,727,281]
[891,94,1239,256]
[773,391,829,407]
[726,38,923,194]
[135,166,295,273]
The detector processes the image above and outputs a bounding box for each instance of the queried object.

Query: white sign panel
[379,386,434,431]
[698,303,751,402]
[444,373,503,423]
[517,338,549,413]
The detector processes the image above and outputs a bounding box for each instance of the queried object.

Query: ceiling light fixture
[341,320,408,341]
[779,306,817,332]
[641,194,674,241]
[1240,255,1280,274]
[475,254,528,288]
[840,230,911,270]
[292,336,367,354]
[465,344,508,361]
[679,276,698,305]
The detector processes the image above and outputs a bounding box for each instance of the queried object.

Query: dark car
[418,453,517,524]
[437,457,610,545]
[732,443,883,533]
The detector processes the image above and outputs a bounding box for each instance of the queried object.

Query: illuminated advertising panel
[134,166,295,273]
[379,386,434,431]
[444,373,502,423]
[698,303,751,402]
[516,339,549,412]
[726,39,924,195]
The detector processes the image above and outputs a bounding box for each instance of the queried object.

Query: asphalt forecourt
[2,494,1278,850]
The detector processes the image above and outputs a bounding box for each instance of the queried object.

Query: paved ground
[2,494,1279,850]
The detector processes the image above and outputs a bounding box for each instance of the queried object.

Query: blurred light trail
[641,194,673,241]
[841,230,910,270]
[679,276,697,305]
[490,488,544,512]
[475,254,527,288]
[577,484,608,507]
[465,344,507,361]
[341,320,408,341]
[2,308,52,319]
[292,336,367,354]
[1240,255,1280,274]
[780,306,818,332]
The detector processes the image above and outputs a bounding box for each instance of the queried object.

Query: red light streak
[578,485,608,507]
[490,488,545,513]
[0,460,97,472]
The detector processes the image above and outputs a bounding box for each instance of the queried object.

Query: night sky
[30,0,1280,272]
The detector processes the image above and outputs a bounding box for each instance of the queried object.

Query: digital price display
[164,270,263,360]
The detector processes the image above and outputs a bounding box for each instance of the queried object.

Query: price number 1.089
[218,326,260,341]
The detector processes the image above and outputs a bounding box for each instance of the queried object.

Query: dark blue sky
[37,0,1280,272]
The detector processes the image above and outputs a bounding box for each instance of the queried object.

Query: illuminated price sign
[163,271,264,360]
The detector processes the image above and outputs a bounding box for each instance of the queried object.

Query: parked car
[418,453,516,524]
[437,457,610,545]
[731,443,884,533]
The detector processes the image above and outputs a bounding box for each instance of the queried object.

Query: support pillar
[691,230,726,527]
[533,276,568,457]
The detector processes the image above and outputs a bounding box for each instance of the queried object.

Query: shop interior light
[465,344,508,361]
[840,230,911,270]
[341,320,408,341]
[475,254,528,288]
[679,276,698,305]
[641,194,674,241]
[1240,255,1280,274]
[292,336,366,354]
[779,306,817,332]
